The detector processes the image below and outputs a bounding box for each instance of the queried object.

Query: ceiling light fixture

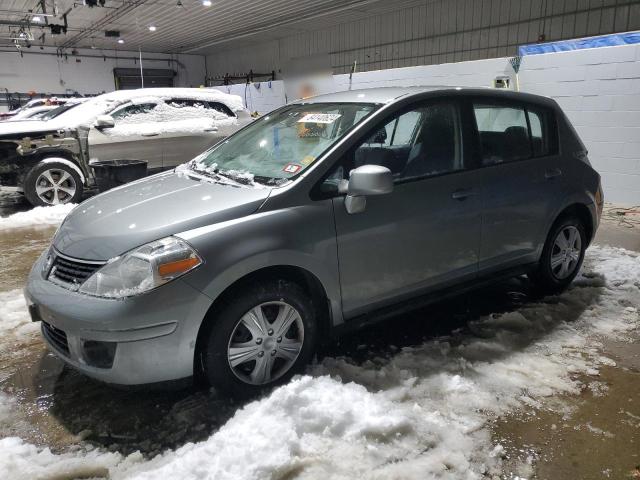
[202,0,212,6]
[32,15,44,23]
[148,25,157,31]
[117,38,124,44]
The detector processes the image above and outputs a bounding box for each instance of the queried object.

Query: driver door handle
[141,132,159,137]
[204,127,219,132]
[451,188,477,201]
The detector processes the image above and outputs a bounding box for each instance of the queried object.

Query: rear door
[472,100,564,272]
[329,99,482,318]
[88,101,164,171]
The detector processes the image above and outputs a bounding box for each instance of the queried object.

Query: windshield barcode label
[298,113,341,124]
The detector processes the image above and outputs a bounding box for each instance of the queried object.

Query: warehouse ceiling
[0,0,429,54]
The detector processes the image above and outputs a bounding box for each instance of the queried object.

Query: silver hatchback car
[26,87,603,396]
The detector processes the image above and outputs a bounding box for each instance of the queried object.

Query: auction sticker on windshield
[298,113,341,124]
[283,163,302,174]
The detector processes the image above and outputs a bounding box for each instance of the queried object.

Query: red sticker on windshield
[283,163,302,174]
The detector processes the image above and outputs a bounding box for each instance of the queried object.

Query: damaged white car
[0,88,251,206]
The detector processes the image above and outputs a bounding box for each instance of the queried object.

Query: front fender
[176,201,343,325]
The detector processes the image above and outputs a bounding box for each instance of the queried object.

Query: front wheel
[201,279,317,398]
[24,160,83,207]
[529,215,587,294]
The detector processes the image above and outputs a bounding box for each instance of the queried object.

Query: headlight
[79,237,202,298]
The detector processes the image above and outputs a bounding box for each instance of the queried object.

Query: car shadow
[40,273,602,457]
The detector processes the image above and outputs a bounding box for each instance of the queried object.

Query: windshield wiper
[187,163,242,186]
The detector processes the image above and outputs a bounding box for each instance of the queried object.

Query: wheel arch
[193,264,333,379]
[552,203,595,245]
[31,154,87,185]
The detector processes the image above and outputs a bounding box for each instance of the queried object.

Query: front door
[88,101,164,171]
[331,100,482,318]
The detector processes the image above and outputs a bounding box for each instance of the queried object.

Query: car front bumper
[25,251,213,385]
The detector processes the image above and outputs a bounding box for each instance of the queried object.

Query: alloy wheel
[550,225,582,279]
[35,168,77,205]
[227,301,304,385]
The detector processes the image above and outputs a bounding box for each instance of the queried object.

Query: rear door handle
[545,168,562,179]
[451,189,477,200]
[142,132,159,137]
[204,127,219,132]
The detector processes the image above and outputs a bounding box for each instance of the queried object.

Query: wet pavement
[0,194,638,477]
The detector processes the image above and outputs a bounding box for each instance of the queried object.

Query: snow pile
[0,436,122,480]
[0,246,637,479]
[0,290,38,346]
[0,204,74,230]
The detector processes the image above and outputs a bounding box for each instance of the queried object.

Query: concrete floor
[0,197,637,477]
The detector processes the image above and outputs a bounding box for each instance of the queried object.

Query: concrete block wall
[520,44,640,205]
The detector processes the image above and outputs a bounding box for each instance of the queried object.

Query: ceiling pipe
[59,0,150,50]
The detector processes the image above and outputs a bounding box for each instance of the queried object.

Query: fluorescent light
[148,25,157,31]
[32,15,44,23]
[202,0,212,6]
[117,38,124,44]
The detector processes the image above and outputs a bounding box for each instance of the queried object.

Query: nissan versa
[25,87,603,397]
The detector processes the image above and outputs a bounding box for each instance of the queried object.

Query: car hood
[53,170,271,260]
[0,119,59,137]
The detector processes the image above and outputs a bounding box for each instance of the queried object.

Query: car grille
[42,322,70,356]
[48,252,104,288]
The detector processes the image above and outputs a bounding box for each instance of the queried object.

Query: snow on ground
[0,246,638,480]
[0,290,38,348]
[0,204,74,231]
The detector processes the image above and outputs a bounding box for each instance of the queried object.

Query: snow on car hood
[0,119,66,137]
[53,170,270,260]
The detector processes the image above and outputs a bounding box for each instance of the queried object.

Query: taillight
[595,182,604,218]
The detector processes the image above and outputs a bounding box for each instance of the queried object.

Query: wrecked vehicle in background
[0,88,251,206]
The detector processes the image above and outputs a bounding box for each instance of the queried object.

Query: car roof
[294,86,556,108]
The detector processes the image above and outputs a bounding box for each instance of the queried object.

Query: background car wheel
[201,279,317,398]
[24,160,83,207]
[529,214,587,294]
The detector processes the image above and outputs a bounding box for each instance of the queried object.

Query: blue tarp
[519,31,640,56]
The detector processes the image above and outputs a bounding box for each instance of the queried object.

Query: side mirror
[343,164,393,214]
[95,115,115,129]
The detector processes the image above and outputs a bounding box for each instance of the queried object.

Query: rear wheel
[529,215,586,294]
[201,279,317,398]
[24,160,83,207]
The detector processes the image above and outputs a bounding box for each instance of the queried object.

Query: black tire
[529,214,587,294]
[201,279,317,398]
[24,160,84,207]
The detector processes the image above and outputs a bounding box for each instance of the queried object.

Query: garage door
[113,68,176,90]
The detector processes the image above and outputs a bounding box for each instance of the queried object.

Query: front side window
[191,102,378,185]
[110,102,158,121]
[351,102,463,181]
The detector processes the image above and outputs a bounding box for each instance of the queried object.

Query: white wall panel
[0,47,205,94]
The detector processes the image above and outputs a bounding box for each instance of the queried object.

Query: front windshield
[191,102,378,184]
[40,103,79,120]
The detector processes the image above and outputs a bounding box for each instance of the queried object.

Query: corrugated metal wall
[205,0,640,78]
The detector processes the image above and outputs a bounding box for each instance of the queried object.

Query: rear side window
[169,98,235,117]
[473,103,557,165]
